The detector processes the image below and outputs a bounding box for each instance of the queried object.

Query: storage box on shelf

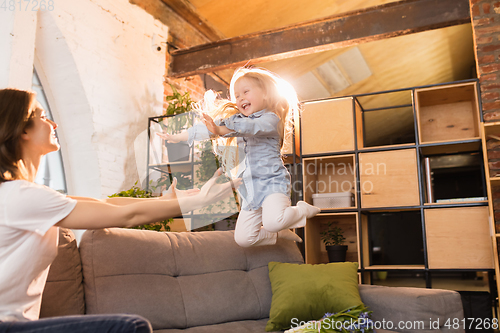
[302,155,356,211]
[301,79,495,293]
[312,192,353,209]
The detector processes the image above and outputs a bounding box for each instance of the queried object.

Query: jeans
[0,314,152,333]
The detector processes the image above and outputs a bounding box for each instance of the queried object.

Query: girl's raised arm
[201,113,234,136]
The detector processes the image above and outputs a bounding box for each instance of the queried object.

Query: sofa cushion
[154,318,269,333]
[154,321,397,333]
[40,228,85,318]
[265,262,363,331]
[359,284,464,332]
[80,228,303,330]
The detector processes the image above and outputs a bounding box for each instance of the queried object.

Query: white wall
[0,10,37,89]
[1,0,168,198]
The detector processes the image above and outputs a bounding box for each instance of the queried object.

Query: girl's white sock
[277,229,303,243]
[297,201,321,218]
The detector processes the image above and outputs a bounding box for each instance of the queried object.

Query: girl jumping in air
[159,67,321,247]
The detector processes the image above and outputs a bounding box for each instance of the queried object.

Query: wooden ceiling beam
[168,0,470,78]
[159,0,225,42]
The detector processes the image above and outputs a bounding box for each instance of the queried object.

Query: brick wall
[164,75,206,106]
[470,0,500,230]
[163,46,206,110]
[130,0,209,107]
[471,0,500,120]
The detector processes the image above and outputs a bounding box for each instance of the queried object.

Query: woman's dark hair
[0,89,37,183]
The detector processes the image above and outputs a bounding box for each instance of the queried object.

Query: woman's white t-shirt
[0,180,76,322]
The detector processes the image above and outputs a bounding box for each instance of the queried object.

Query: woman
[0,88,240,333]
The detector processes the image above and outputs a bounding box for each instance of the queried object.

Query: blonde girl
[160,68,320,247]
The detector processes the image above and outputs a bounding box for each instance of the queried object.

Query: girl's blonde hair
[194,67,300,175]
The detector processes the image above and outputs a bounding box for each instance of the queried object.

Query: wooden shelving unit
[301,79,497,291]
[481,121,500,299]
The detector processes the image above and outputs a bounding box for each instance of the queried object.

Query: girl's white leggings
[234,193,305,247]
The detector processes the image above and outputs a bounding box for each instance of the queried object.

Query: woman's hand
[156,131,188,143]
[161,177,200,199]
[196,168,241,207]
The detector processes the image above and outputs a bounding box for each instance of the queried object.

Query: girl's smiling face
[233,77,267,116]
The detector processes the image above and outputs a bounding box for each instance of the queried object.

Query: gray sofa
[40,228,465,332]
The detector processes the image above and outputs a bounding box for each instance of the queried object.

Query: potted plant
[163,84,193,162]
[320,222,348,262]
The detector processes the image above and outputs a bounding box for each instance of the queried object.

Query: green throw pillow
[265,261,363,332]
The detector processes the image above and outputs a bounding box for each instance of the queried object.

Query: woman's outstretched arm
[69,178,200,205]
[156,130,189,143]
[57,169,240,229]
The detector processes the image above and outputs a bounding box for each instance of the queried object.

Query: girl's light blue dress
[187,109,291,211]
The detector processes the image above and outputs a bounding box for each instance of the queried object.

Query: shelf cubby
[301,97,356,155]
[419,140,482,156]
[305,213,358,264]
[355,90,415,149]
[361,210,425,269]
[421,151,486,204]
[359,148,420,208]
[484,121,500,148]
[424,206,493,269]
[415,82,480,144]
[490,182,500,233]
[484,121,500,179]
[302,155,356,210]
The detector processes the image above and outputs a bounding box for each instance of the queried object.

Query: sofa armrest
[359,284,465,333]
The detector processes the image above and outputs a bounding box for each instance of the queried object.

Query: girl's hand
[161,177,200,199]
[201,113,234,136]
[201,113,220,135]
[197,168,241,206]
[156,131,188,143]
